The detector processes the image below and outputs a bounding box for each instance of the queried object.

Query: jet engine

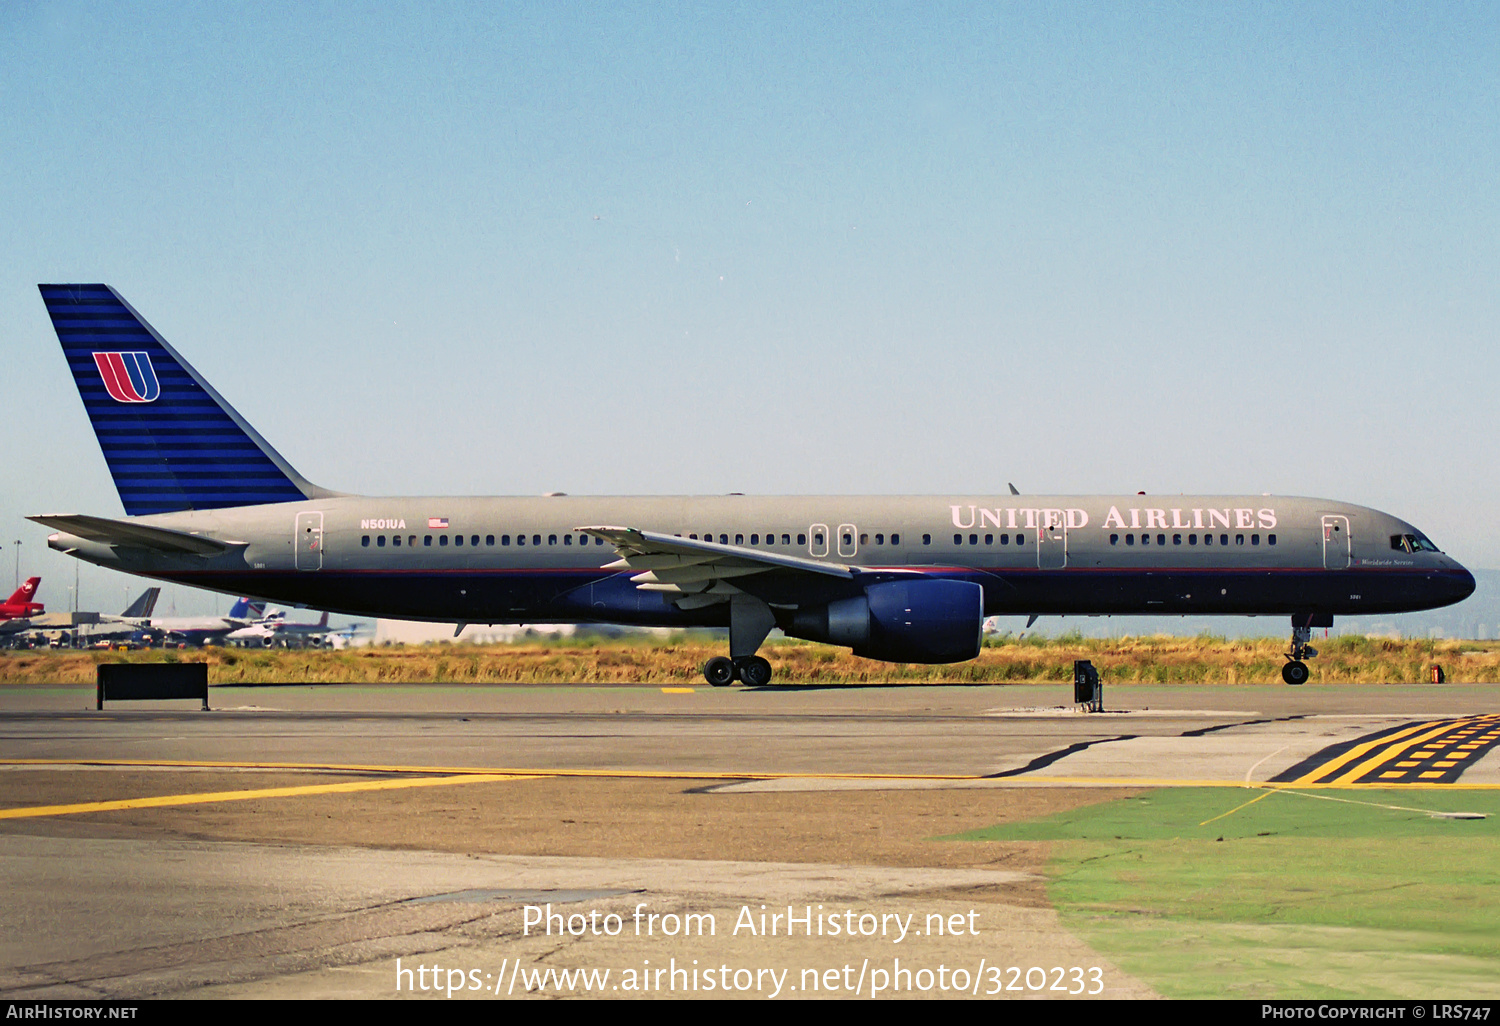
[787,578,984,663]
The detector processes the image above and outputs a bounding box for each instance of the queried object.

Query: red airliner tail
[5,577,40,606]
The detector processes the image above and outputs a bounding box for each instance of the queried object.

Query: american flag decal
[428,517,449,529]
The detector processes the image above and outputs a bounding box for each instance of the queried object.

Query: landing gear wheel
[736,656,773,687]
[1282,661,1309,686]
[703,656,737,687]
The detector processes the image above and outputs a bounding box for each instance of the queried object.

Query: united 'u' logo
[93,352,160,403]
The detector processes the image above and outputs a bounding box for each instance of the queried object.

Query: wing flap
[578,525,855,608]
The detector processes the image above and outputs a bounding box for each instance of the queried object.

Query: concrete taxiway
[1,680,1496,999]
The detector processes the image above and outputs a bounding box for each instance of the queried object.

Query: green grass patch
[946,788,1500,998]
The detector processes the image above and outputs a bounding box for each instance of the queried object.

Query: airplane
[225,609,333,648]
[31,284,1477,686]
[0,578,44,621]
[65,586,160,647]
[147,595,267,647]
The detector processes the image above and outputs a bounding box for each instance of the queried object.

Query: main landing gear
[1282,613,1329,686]
[703,655,773,687]
[702,595,778,687]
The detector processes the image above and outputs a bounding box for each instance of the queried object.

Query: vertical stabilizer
[38,284,333,515]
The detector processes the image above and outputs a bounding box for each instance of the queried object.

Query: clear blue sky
[2,2,1497,618]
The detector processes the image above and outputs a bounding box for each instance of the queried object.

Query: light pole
[12,540,19,591]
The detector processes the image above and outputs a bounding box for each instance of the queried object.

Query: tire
[737,656,773,687]
[1282,661,1309,686]
[703,656,737,687]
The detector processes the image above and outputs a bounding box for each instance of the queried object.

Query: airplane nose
[1444,565,1477,605]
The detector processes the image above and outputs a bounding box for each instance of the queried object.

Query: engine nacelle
[788,578,984,664]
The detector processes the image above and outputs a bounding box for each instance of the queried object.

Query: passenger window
[393,535,401,547]
[798,534,806,545]
[875,534,884,545]
[783,534,792,545]
[814,533,824,546]
[1269,534,1277,546]
[719,534,728,545]
[564,535,572,545]
[1204,534,1212,546]
[922,534,931,545]
[424,536,432,547]
[440,535,449,546]
[549,535,557,545]
[1157,534,1166,546]
[1126,534,1135,546]
[502,535,510,545]
[859,533,867,545]
[1251,534,1259,545]
[1220,534,1229,546]
[736,534,744,545]
[472,535,480,546]
[454,535,463,547]
[517,535,525,546]
[984,533,993,545]
[377,535,386,547]
[486,535,494,546]
[891,533,900,545]
[1173,534,1181,545]
[361,535,370,547]
[1015,534,1024,546]
[689,534,698,540]
[1235,534,1244,545]
[1110,534,1118,545]
[1189,534,1196,545]
[954,534,962,545]
[969,534,977,545]
[533,535,542,546]
[1000,534,1009,545]
[750,534,759,545]
[843,532,853,546]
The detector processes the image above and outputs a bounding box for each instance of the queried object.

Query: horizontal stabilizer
[28,514,239,556]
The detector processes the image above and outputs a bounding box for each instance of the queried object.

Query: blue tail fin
[38,284,330,515]
[228,597,266,619]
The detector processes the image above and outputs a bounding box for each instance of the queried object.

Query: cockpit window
[1393,533,1440,554]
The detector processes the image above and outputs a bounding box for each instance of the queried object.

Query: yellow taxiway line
[4,759,1499,791]
[0,773,544,821]
[0,758,978,781]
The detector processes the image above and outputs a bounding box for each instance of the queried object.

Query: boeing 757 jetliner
[33,285,1475,685]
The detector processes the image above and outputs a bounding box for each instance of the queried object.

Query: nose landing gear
[1283,613,1329,685]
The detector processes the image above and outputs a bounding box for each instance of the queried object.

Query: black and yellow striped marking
[1273,713,1500,785]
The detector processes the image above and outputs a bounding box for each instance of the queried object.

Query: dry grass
[1,633,1494,686]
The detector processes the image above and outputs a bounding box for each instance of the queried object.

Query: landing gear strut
[1283,614,1328,686]
[701,595,778,686]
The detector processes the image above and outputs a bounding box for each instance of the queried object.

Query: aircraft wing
[577,525,914,611]
[27,514,240,556]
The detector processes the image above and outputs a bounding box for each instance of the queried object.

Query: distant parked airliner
[33,285,1474,686]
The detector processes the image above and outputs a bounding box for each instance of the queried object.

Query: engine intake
[788,578,984,663]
